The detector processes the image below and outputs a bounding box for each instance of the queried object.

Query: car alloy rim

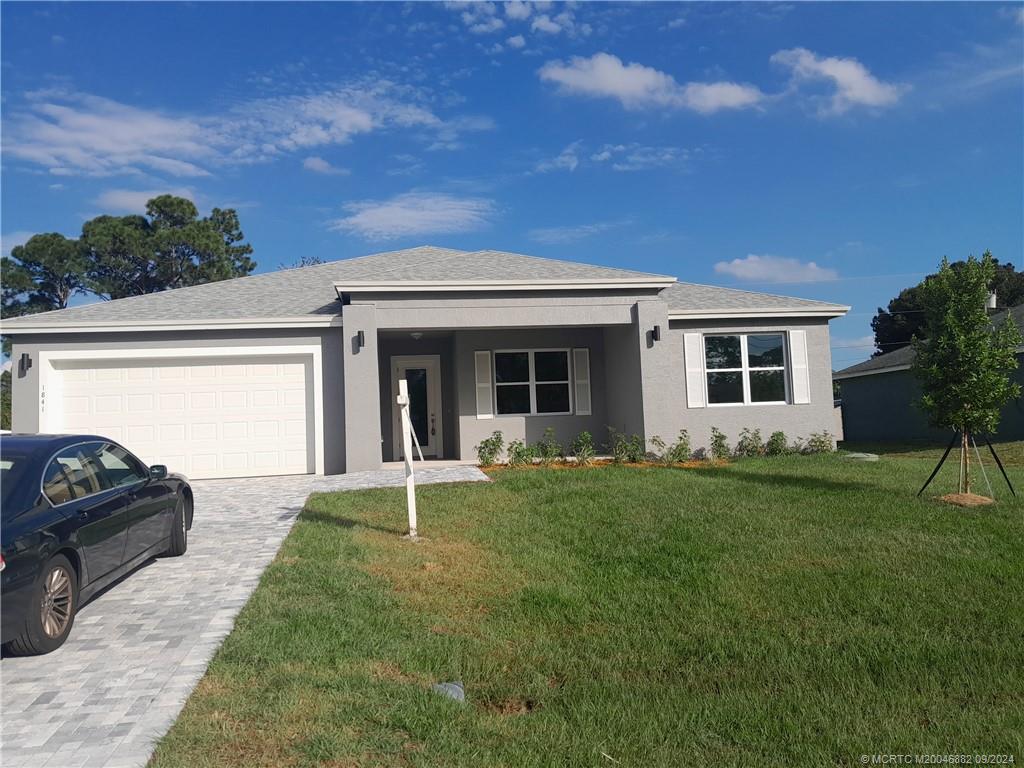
[181,501,187,542]
[40,566,73,638]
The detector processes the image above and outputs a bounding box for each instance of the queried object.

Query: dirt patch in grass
[359,532,523,630]
[939,492,995,507]
[482,697,540,716]
[366,660,426,685]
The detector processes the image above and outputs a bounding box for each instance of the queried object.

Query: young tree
[911,252,1022,495]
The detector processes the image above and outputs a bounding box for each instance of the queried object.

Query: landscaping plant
[608,428,645,463]
[765,430,788,456]
[709,427,730,460]
[911,251,1022,495]
[506,439,535,467]
[570,431,596,466]
[534,427,563,466]
[475,431,504,466]
[735,428,765,458]
[803,431,835,454]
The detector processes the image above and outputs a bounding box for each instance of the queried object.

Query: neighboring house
[834,304,1024,443]
[3,246,848,479]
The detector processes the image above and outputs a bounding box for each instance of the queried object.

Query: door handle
[430,414,436,436]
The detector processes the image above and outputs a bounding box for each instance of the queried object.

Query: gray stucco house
[834,304,1024,443]
[4,246,848,478]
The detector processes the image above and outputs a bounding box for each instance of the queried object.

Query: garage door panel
[53,354,313,479]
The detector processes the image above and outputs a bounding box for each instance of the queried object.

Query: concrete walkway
[0,466,488,768]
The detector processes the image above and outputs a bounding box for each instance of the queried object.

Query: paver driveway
[0,466,487,768]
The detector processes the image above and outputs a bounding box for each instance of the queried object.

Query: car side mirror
[149,465,168,480]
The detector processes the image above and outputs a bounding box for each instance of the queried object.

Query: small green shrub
[534,427,563,466]
[648,435,667,463]
[475,431,504,466]
[765,431,788,456]
[647,431,692,464]
[506,439,535,467]
[804,431,835,454]
[709,427,730,460]
[735,428,764,458]
[607,428,645,464]
[570,431,596,466]
[665,430,692,463]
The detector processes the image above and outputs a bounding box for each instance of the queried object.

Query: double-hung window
[494,350,571,415]
[704,333,788,405]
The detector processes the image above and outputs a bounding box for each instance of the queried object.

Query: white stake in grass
[397,379,424,540]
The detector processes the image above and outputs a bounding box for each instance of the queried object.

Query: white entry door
[391,355,443,460]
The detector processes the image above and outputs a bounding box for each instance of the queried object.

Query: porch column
[634,299,685,444]
[342,302,382,472]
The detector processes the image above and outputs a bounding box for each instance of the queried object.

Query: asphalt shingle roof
[661,281,846,314]
[834,304,1024,378]
[1,245,845,329]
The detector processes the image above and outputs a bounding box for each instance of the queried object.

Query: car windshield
[1,452,33,519]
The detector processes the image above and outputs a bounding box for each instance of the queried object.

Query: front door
[391,355,443,460]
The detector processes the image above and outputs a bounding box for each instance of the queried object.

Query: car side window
[42,459,77,505]
[48,444,113,503]
[93,443,147,487]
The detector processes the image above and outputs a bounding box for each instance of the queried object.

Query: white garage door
[51,355,314,479]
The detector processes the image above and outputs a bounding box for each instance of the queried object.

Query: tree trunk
[959,429,971,495]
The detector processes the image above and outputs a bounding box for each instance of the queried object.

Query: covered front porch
[374,326,626,465]
[338,293,675,473]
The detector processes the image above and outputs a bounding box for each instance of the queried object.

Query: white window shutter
[572,348,592,416]
[474,351,494,418]
[683,333,706,408]
[789,330,811,404]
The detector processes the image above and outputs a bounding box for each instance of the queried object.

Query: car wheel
[165,495,188,557]
[5,554,78,656]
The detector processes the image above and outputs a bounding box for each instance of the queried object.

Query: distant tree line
[1,194,256,425]
[872,253,1023,356]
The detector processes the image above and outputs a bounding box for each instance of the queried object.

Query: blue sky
[2,1,1022,368]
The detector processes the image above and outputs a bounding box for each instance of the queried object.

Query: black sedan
[1,435,193,655]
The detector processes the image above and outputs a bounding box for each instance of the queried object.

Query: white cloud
[506,34,526,49]
[504,1,531,20]
[531,14,562,34]
[470,16,505,34]
[534,140,582,173]
[538,53,763,113]
[528,220,629,244]
[5,83,492,177]
[664,18,686,30]
[5,92,216,177]
[93,187,195,213]
[303,156,349,175]
[328,191,495,239]
[771,47,907,115]
[1,231,34,258]
[591,143,690,171]
[713,254,839,283]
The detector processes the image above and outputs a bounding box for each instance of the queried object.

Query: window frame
[492,348,574,416]
[702,333,790,407]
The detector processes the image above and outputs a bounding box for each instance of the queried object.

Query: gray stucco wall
[9,328,346,474]
[666,317,837,453]
[838,364,1024,443]
[378,333,457,461]
[453,327,609,458]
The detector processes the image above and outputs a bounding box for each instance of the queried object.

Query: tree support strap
[917,432,959,498]
[984,437,1016,496]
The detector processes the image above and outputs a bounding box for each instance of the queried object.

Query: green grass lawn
[151,455,1024,768]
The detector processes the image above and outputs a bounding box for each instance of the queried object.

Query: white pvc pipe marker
[397,379,418,539]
